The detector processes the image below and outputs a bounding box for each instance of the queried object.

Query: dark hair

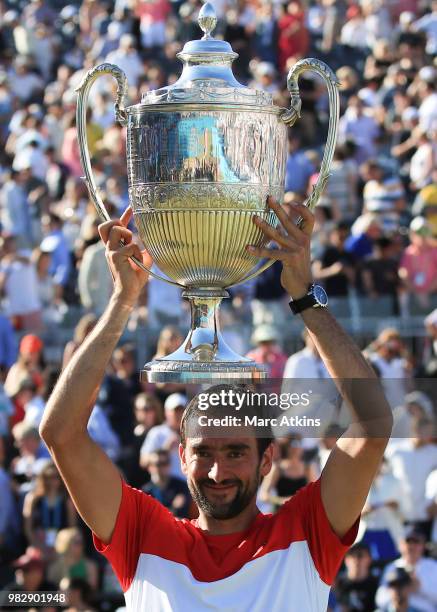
[180,384,274,459]
[375,237,392,249]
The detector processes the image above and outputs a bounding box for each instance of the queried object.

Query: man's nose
[208,460,226,482]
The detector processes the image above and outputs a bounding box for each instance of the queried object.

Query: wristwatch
[289,284,328,315]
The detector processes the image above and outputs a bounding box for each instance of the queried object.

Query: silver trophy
[75,2,340,383]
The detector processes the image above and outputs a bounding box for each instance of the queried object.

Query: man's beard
[188,469,260,520]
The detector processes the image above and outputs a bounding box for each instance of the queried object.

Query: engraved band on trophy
[75,1,340,383]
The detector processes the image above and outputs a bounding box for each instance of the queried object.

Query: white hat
[409,216,432,235]
[404,391,434,417]
[418,66,436,83]
[164,393,188,411]
[399,11,415,25]
[251,324,280,344]
[401,106,419,123]
[256,62,276,77]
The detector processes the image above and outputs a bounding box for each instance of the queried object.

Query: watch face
[313,285,328,307]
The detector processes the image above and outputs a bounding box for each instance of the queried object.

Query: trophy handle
[281,58,340,212]
[75,63,183,288]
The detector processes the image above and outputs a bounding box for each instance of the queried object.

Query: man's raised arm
[40,208,151,544]
[249,199,393,538]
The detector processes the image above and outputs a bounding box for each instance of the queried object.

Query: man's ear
[260,443,274,478]
[179,443,188,476]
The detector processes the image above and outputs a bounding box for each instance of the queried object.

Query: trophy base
[141,359,267,384]
[141,288,268,384]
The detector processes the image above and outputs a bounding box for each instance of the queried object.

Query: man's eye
[196,451,210,458]
[229,452,243,458]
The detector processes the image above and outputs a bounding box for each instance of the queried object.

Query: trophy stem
[141,288,268,383]
[183,289,228,362]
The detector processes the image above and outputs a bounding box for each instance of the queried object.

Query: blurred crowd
[0,0,436,610]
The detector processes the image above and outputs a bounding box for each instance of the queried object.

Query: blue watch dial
[313,285,328,306]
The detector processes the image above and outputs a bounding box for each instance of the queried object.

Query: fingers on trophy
[75,1,340,384]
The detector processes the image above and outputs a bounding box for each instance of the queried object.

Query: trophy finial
[198,2,217,39]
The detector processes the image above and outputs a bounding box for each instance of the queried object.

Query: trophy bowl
[75,2,339,383]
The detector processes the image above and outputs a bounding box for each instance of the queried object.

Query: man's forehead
[186,437,256,450]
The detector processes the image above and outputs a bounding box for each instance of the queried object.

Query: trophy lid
[141,2,273,106]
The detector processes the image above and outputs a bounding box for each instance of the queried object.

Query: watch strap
[289,292,317,314]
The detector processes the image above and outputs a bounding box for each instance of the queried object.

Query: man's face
[180,437,272,520]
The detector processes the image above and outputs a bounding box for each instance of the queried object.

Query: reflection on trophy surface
[75,1,340,383]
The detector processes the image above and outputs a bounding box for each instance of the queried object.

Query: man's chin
[197,486,242,519]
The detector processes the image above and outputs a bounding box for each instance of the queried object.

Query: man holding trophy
[40,4,392,610]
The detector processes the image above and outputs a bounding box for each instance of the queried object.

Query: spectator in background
[151,326,186,401]
[0,170,33,248]
[140,392,187,480]
[413,0,436,50]
[399,217,437,310]
[130,391,164,488]
[345,213,381,260]
[78,235,113,317]
[412,176,437,238]
[376,566,421,612]
[391,391,435,441]
[278,0,309,72]
[259,434,316,512]
[425,468,437,544]
[409,128,436,193]
[62,313,97,370]
[246,324,288,380]
[0,436,17,561]
[135,0,171,50]
[250,260,287,328]
[416,67,437,134]
[251,1,278,65]
[7,57,44,104]
[338,96,380,163]
[13,140,48,183]
[313,221,356,297]
[0,375,14,437]
[283,329,329,379]
[98,343,142,471]
[376,528,437,612]
[22,462,77,560]
[284,133,315,196]
[362,237,401,313]
[60,576,96,612]
[366,328,412,409]
[340,5,368,49]
[388,418,437,540]
[5,334,44,416]
[334,542,379,612]
[106,34,144,89]
[40,214,72,295]
[142,449,191,518]
[421,308,437,377]
[47,527,98,592]
[360,458,404,562]
[326,145,359,220]
[146,265,183,329]
[61,115,82,178]
[5,546,57,596]
[23,367,59,430]
[0,311,17,373]
[362,159,406,218]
